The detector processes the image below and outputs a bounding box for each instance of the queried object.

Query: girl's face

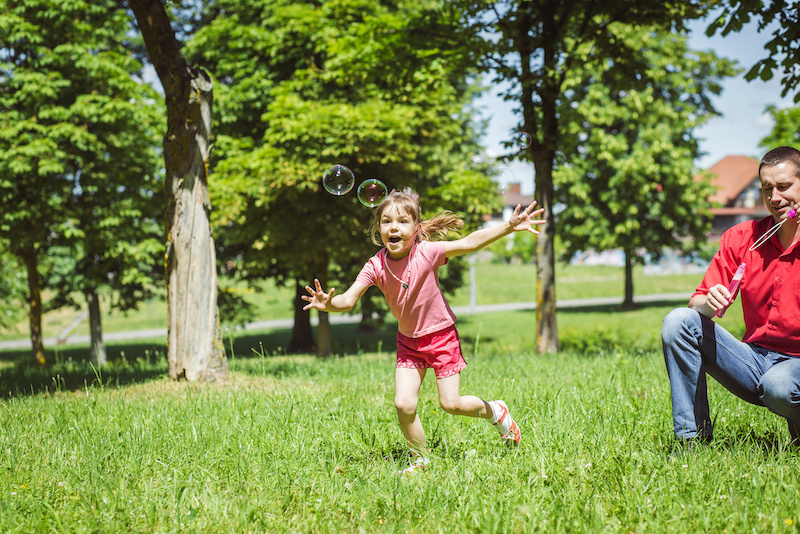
[379,204,418,259]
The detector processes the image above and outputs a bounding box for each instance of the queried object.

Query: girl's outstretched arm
[444,201,545,259]
[302,278,369,313]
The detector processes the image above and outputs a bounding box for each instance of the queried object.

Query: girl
[302,189,545,475]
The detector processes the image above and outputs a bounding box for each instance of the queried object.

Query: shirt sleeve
[355,256,379,288]
[419,241,448,268]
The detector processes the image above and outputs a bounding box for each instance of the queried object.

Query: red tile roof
[706,155,760,206]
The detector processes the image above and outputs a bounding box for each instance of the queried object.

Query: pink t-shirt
[693,216,800,355]
[356,241,457,338]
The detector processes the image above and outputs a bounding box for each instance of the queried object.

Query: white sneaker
[398,456,429,477]
[491,400,521,446]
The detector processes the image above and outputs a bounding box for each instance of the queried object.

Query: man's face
[760,161,800,222]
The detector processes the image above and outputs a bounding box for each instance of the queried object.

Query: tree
[458,0,710,352]
[0,0,164,366]
[710,0,800,102]
[128,0,228,380]
[759,104,800,148]
[554,26,736,308]
[184,0,499,355]
[0,241,26,332]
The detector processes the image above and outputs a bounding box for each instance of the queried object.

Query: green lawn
[0,298,791,533]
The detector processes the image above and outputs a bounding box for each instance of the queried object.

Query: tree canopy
[183,0,500,353]
[455,0,712,351]
[0,0,165,365]
[554,25,737,307]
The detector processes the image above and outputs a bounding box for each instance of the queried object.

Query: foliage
[183,0,500,319]
[759,103,800,149]
[709,0,800,102]
[454,0,714,351]
[0,242,26,330]
[487,230,538,265]
[554,26,737,267]
[0,0,166,325]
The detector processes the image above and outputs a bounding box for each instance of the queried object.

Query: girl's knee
[395,396,418,417]
[438,398,460,414]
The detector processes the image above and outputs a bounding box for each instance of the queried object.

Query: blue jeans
[662,307,800,441]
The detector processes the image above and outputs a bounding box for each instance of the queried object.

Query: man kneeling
[662,146,800,450]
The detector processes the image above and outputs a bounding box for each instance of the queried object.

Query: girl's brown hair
[370,190,464,246]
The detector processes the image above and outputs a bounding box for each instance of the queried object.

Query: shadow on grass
[556,297,688,315]
[0,298,688,399]
[225,322,397,360]
[0,341,169,400]
[0,323,399,399]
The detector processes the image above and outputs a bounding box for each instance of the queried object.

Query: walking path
[0,292,689,351]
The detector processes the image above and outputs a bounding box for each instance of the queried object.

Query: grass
[0,295,795,533]
[0,260,701,343]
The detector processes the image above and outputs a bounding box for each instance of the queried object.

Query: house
[497,182,534,221]
[705,155,768,235]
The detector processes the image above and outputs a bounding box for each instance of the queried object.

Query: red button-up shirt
[694,217,800,355]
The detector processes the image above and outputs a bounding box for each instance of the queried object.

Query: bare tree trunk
[22,247,46,367]
[519,8,559,354]
[529,120,559,354]
[289,281,316,353]
[317,312,332,358]
[622,250,635,310]
[316,266,332,358]
[129,0,227,382]
[85,290,107,365]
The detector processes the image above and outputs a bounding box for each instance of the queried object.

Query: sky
[477,16,796,195]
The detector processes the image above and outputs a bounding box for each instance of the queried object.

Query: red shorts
[396,325,467,379]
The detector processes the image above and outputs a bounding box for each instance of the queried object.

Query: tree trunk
[289,281,316,353]
[622,250,635,310]
[317,312,332,358]
[85,289,107,366]
[316,266,332,358]
[129,0,228,382]
[533,169,559,353]
[22,247,46,367]
[518,8,559,354]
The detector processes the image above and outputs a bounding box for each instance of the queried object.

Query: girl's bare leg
[395,367,428,456]
[436,373,492,419]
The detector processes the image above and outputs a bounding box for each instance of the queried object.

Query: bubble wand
[716,262,745,318]
[716,206,798,318]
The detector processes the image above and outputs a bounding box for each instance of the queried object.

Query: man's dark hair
[759,146,800,178]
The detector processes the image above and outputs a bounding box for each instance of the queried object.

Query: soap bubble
[516,132,532,150]
[322,164,355,196]
[498,167,515,183]
[495,167,515,196]
[357,179,388,207]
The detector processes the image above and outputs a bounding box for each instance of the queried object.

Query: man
[662,146,800,451]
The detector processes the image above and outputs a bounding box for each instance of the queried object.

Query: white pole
[469,254,477,315]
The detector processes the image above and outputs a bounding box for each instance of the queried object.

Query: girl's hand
[509,201,546,234]
[302,278,336,311]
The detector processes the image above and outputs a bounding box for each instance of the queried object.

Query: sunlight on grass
[1,263,791,533]
[1,346,798,533]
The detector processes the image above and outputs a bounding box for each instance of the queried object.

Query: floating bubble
[516,132,532,150]
[357,179,388,207]
[495,168,515,196]
[322,164,355,196]
[498,167,515,183]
